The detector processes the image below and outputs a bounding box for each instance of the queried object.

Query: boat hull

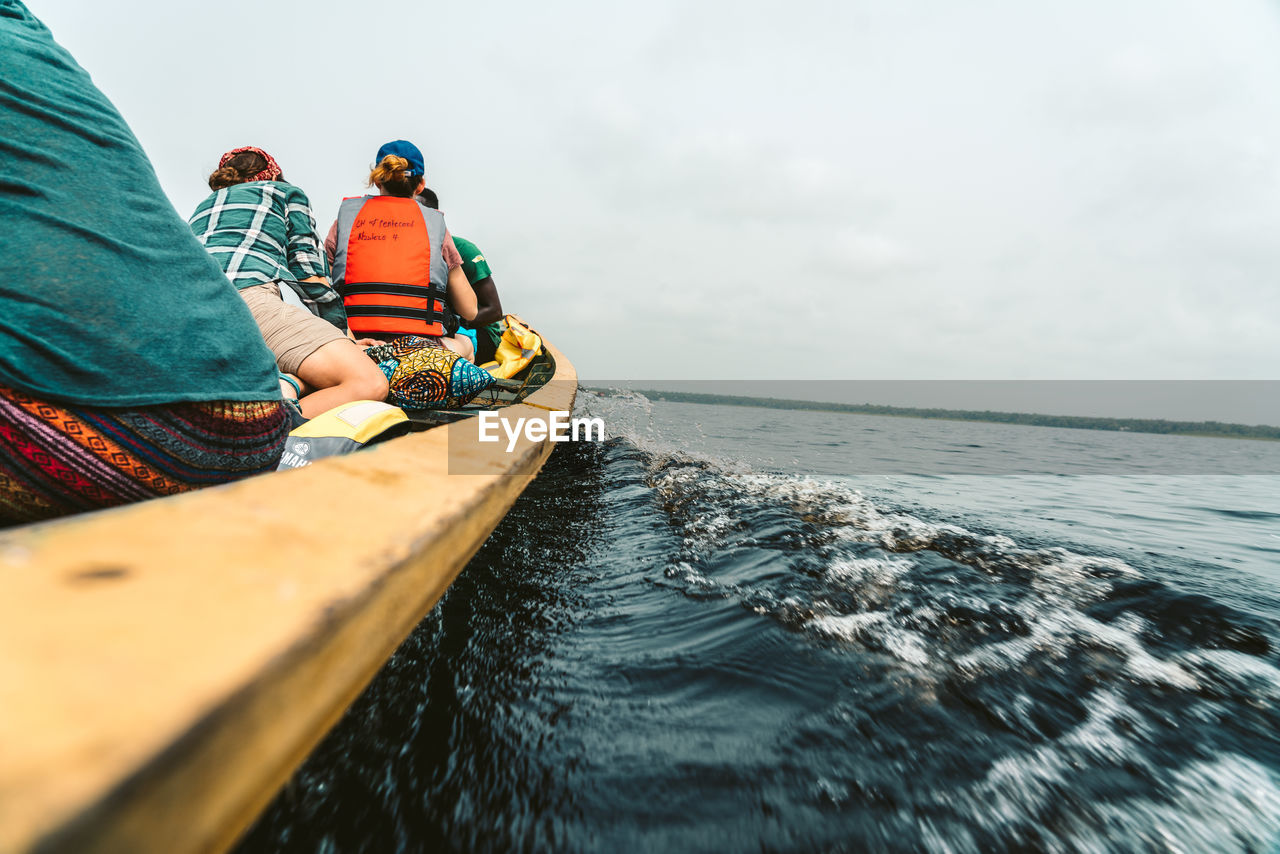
[0,341,576,854]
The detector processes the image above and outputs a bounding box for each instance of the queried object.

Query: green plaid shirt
[188,181,328,288]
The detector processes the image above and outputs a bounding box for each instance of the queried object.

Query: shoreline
[594,388,1280,443]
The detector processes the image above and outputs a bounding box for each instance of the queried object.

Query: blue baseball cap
[375,140,424,176]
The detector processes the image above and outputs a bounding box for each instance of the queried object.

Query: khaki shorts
[239,283,348,375]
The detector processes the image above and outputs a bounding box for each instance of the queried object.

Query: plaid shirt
[188,181,328,288]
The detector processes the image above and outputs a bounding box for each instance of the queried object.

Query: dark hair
[207,151,284,190]
[416,188,439,209]
[369,155,419,198]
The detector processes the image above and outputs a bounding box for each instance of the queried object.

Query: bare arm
[447,265,478,322]
[470,276,503,327]
[324,221,338,268]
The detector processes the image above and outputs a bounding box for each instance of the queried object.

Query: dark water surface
[237,392,1280,853]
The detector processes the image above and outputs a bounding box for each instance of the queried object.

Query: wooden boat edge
[0,340,577,854]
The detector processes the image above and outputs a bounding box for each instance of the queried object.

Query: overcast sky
[24,0,1280,386]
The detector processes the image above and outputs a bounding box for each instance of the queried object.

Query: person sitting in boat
[188,148,389,419]
[415,188,506,365]
[0,3,292,524]
[324,141,478,361]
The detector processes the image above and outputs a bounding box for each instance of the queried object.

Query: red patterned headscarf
[218,145,282,182]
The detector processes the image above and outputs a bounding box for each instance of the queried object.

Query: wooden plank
[0,342,576,854]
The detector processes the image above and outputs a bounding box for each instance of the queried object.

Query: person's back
[0,2,289,523]
[331,194,451,338]
[453,234,506,359]
[326,141,478,360]
[190,180,324,288]
[439,234,492,362]
[186,146,389,419]
[416,190,506,364]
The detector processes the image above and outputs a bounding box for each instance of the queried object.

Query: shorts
[239,282,348,375]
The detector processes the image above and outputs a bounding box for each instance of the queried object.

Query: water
[236,391,1280,853]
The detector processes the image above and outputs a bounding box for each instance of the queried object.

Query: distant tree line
[617,389,1280,441]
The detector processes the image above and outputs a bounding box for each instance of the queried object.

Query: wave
[577,387,1280,851]
[243,389,1280,853]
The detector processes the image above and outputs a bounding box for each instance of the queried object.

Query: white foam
[952,606,1198,690]
[1068,610,1199,690]
[825,555,915,585]
[808,610,933,666]
[1175,649,1280,700]
[1077,755,1280,854]
[809,611,889,639]
[662,561,720,594]
[959,690,1141,830]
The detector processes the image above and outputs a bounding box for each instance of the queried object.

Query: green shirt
[0,2,280,406]
[451,236,492,285]
[448,236,503,342]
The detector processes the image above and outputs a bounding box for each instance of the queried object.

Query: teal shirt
[0,2,280,406]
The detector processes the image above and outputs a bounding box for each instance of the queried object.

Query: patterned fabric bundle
[365,336,495,410]
[0,384,289,525]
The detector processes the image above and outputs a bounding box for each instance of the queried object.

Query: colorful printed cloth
[188,182,329,289]
[365,337,495,410]
[0,383,289,525]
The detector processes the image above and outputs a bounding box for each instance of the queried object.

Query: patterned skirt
[0,383,290,525]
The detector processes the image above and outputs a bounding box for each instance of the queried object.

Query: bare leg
[441,334,475,363]
[294,339,389,418]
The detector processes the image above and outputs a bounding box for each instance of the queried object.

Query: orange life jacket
[330,196,450,337]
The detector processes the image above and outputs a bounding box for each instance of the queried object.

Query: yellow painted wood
[0,342,577,854]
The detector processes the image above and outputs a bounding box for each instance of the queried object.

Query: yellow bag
[276,400,409,469]
[479,315,543,380]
